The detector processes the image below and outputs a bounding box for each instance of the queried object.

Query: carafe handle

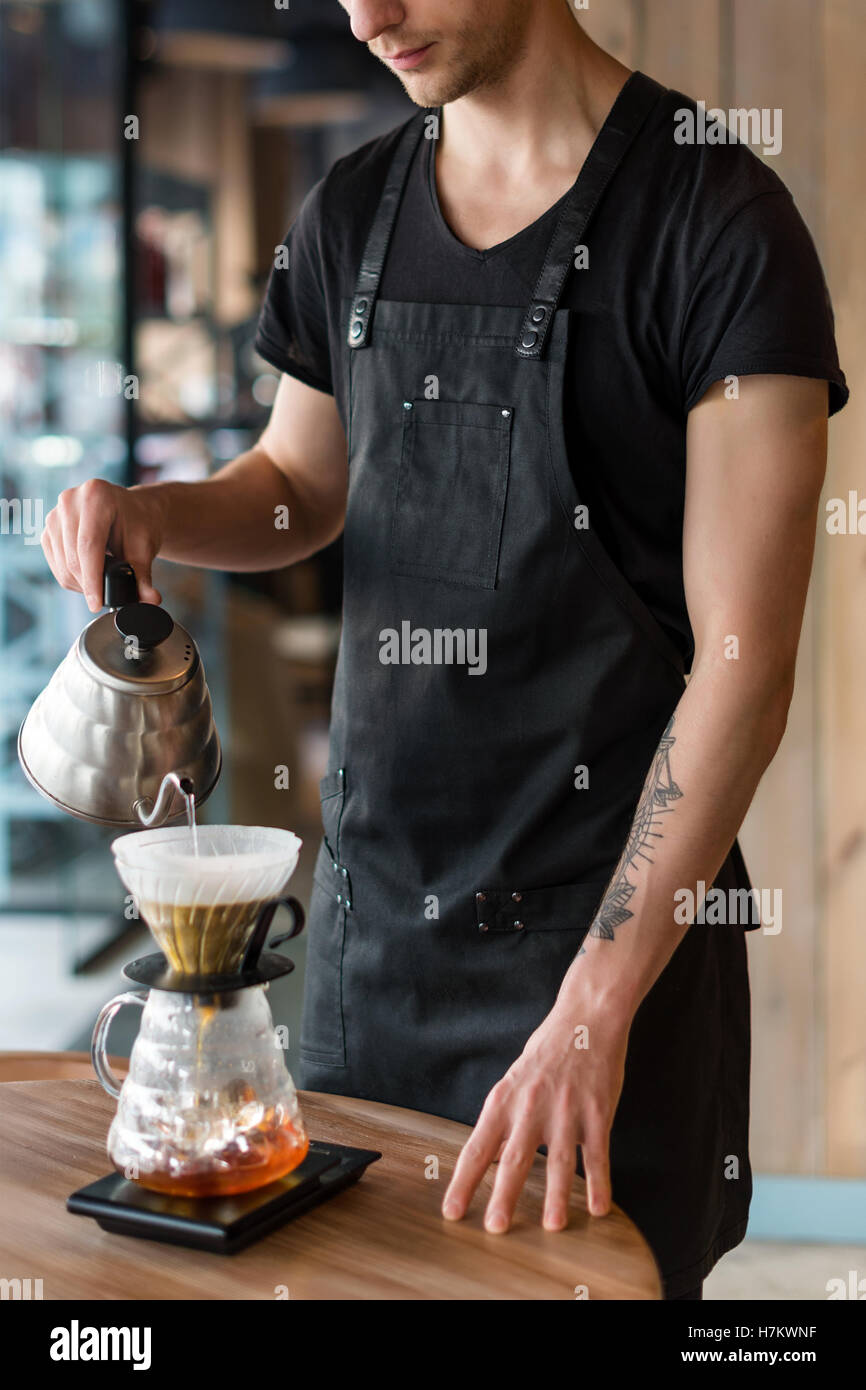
[91,990,147,1098]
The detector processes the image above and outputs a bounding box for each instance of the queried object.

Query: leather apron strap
[347,72,665,357]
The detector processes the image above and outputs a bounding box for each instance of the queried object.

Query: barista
[43,0,847,1299]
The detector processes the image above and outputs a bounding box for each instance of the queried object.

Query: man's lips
[382,43,435,71]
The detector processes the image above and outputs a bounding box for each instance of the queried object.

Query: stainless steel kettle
[18,557,221,827]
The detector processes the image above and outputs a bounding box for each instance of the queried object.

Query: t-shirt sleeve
[254,177,333,396]
[681,189,848,416]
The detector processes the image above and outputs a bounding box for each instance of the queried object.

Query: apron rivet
[403,400,413,410]
[501,409,510,418]
[479,923,489,932]
[341,867,348,876]
[336,894,342,904]
[475,891,486,903]
[513,920,525,930]
[511,891,522,902]
[332,861,339,870]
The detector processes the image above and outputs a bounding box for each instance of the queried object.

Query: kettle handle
[103,555,138,608]
[91,990,147,1098]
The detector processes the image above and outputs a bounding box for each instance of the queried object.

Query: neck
[440,9,631,179]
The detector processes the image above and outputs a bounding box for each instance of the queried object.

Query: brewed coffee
[140,898,268,975]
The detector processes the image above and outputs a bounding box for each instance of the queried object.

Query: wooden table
[0,1081,661,1300]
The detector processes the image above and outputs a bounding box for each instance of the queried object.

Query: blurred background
[0,0,863,1298]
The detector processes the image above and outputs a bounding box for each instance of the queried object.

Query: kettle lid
[80,603,198,693]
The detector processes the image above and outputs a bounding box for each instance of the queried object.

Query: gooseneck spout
[134,772,196,828]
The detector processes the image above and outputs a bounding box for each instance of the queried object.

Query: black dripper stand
[68,897,380,1254]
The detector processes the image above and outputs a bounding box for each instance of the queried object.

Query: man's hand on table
[441,995,631,1232]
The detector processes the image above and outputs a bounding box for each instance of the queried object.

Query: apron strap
[515,72,665,359]
[347,112,429,350]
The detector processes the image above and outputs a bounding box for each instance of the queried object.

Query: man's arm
[443,373,829,1233]
[42,373,347,609]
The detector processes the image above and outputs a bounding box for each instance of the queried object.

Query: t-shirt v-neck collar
[424,71,641,262]
[424,133,566,262]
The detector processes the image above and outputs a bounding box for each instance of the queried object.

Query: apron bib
[298,74,753,1296]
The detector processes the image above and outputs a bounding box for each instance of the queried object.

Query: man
[44,0,847,1299]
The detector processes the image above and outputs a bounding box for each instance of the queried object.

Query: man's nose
[346,1,407,44]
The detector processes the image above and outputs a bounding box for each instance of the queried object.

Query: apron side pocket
[300,842,348,1067]
[299,775,351,1067]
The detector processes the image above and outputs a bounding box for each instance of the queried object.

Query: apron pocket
[299,774,350,1066]
[319,767,347,864]
[391,398,513,589]
[299,868,347,1067]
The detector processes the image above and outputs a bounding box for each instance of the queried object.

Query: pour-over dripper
[112,825,302,976]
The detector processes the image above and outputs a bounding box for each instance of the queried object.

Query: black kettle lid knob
[114,602,174,650]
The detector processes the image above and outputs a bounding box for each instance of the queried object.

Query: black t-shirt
[255,80,848,666]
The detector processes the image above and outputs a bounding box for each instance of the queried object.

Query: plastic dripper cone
[111,825,302,975]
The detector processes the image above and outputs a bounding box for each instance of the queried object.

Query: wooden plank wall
[821,0,866,1177]
[580,0,865,1177]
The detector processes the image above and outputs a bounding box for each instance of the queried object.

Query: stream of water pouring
[179,779,199,856]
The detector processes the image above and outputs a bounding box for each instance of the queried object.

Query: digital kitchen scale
[67,1140,381,1254]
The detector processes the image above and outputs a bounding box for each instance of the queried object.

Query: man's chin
[397,72,478,108]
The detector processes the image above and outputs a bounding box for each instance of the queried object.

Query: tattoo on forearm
[579,713,683,953]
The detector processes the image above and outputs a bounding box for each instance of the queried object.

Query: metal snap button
[350,320,363,340]
[521,330,538,349]
[531,306,546,323]
[355,298,368,314]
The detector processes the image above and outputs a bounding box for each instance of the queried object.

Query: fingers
[78,533,107,612]
[57,493,85,596]
[581,1120,612,1217]
[77,479,116,610]
[42,504,78,593]
[41,479,163,612]
[483,1123,540,1233]
[543,1131,579,1231]
[121,536,161,606]
[442,1098,505,1223]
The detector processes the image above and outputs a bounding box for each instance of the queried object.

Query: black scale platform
[67,1141,381,1254]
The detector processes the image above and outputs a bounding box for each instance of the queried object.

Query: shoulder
[637,82,797,258]
[304,116,422,272]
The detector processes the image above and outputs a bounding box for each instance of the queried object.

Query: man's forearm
[134,444,335,572]
[555,656,791,1026]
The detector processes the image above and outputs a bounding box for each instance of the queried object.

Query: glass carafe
[93,984,308,1197]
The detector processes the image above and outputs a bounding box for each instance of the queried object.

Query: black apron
[298,73,754,1297]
